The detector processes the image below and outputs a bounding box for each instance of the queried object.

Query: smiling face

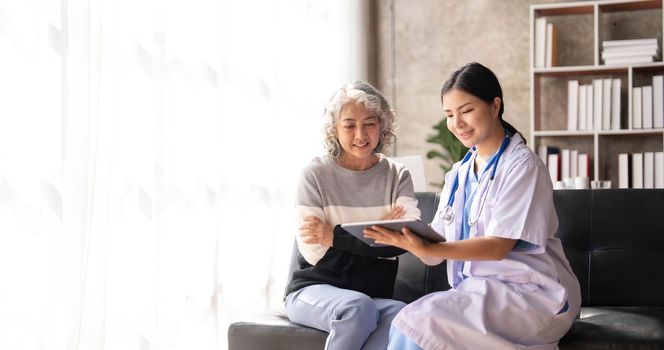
[335,102,380,170]
[443,88,503,157]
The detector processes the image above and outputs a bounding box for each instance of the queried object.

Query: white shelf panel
[533,0,662,16]
[534,130,596,136]
[598,128,664,135]
[534,129,664,136]
[532,64,664,77]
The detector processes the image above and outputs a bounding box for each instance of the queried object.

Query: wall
[372,0,571,190]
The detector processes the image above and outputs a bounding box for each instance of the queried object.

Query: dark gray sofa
[228,190,664,349]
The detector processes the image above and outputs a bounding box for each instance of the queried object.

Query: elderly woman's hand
[382,205,405,220]
[300,216,333,246]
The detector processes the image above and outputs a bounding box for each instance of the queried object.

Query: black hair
[440,62,524,143]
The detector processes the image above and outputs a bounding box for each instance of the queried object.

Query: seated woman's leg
[285,284,379,350]
[361,298,406,350]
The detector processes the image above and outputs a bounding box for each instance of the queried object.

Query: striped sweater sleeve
[394,166,421,220]
[295,169,329,266]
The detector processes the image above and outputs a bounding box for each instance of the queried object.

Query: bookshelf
[531,0,664,188]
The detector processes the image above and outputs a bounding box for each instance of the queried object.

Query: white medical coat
[392,134,581,350]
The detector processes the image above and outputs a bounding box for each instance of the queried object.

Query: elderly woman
[284,81,421,350]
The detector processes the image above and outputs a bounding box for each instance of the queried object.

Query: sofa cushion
[559,307,664,349]
[228,310,326,350]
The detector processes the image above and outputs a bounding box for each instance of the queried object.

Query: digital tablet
[341,218,445,247]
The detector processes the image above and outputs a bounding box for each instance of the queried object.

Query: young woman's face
[336,102,380,162]
[443,88,500,149]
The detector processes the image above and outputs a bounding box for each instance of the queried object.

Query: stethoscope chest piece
[441,205,454,224]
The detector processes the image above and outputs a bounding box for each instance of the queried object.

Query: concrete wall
[371,0,569,190]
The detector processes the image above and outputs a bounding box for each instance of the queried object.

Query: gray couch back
[287,190,664,307]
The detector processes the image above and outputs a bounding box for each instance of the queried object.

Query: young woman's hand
[382,205,405,220]
[363,225,426,256]
[300,216,333,246]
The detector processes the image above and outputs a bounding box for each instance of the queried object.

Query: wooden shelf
[599,0,662,12]
[533,65,628,77]
[533,2,594,16]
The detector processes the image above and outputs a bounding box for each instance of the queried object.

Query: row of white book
[534,17,556,68]
[618,152,664,189]
[632,76,664,129]
[538,146,590,183]
[602,38,660,66]
[567,79,620,131]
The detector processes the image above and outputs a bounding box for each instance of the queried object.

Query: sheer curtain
[0,0,367,349]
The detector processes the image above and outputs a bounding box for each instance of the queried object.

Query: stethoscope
[440,132,511,226]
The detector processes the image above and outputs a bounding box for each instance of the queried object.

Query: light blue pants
[388,325,423,350]
[285,284,406,350]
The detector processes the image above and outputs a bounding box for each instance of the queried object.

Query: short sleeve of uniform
[484,153,556,253]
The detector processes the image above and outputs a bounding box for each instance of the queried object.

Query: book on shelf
[545,23,556,68]
[602,47,660,59]
[586,84,594,131]
[535,18,557,68]
[632,153,644,189]
[561,149,571,180]
[604,43,659,52]
[656,152,664,189]
[593,79,603,131]
[567,80,579,131]
[556,148,587,181]
[601,38,659,65]
[633,87,642,129]
[654,75,664,129]
[644,152,655,189]
[537,145,559,167]
[604,55,655,65]
[602,38,658,48]
[578,153,590,178]
[570,149,578,178]
[642,86,653,129]
[611,79,621,130]
[617,152,661,189]
[535,17,547,68]
[567,79,623,131]
[602,78,611,130]
[548,153,560,183]
[579,85,587,130]
[619,153,630,189]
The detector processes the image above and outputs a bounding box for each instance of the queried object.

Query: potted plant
[426,119,467,188]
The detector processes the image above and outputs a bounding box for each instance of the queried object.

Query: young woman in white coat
[364,62,581,350]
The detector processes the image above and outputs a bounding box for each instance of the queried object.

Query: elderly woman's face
[336,102,380,162]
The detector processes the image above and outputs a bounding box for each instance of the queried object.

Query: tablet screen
[341,218,445,247]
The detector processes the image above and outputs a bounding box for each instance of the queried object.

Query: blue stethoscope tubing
[440,132,511,225]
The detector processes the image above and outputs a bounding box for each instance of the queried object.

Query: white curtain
[0,0,368,349]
